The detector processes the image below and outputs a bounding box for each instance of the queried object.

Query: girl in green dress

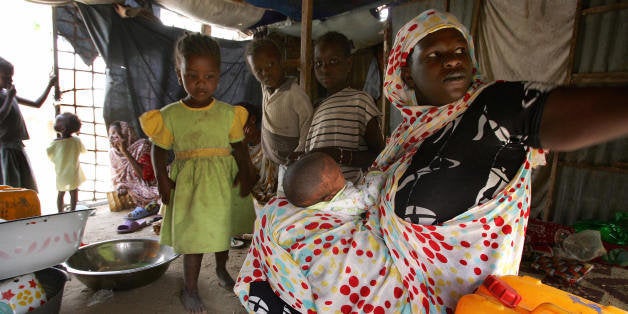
[140,33,256,314]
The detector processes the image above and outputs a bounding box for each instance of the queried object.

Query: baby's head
[54,112,81,138]
[245,38,286,90]
[284,152,346,208]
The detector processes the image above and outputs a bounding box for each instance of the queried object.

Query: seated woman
[235,9,627,314]
[108,121,159,208]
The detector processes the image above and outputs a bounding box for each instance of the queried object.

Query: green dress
[140,100,254,253]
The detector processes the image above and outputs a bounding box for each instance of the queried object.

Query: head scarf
[375,9,488,171]
[384,9,483,109]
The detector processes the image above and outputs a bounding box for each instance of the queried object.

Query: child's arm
[151,144,174,204]
[540,86,628,151]
[15,75,57,108]
[231,141,256,197]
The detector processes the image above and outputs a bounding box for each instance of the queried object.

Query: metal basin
[64,238,180,291]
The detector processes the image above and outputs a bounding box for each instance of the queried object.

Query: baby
[283,152,385,215]
[47,112,86,212]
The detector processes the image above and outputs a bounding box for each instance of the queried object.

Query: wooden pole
[381,17,392,136]
[52,6,61,115]
[300,0,313,96]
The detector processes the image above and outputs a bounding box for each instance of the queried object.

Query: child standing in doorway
[47,112,86,213]
[140,33,256,314]
[0,56,57,191]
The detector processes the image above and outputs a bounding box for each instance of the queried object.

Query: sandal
[117,219,149,234]
[127,206,150,220]
[127,205,159,220]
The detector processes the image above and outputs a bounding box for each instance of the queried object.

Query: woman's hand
[114,140,129,155]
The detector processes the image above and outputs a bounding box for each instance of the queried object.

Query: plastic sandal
[117,219,149,234]
[127,206,150,220]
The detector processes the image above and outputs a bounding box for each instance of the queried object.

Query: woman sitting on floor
[108,120,159,208]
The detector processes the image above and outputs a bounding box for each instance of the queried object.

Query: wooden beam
[381,18,392,136]
[300,0,313,96]
[571,72,628,85]
[566,0,582,85]
[470,0,483,50]
[581,2,628,16]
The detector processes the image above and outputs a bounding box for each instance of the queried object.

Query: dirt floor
[57,205,628,313]
[59,205,249,314]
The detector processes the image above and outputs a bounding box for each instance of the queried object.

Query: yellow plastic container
[455,275,625,314]
[0,186,41,220]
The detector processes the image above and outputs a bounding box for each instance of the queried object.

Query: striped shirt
[305,88,382,183]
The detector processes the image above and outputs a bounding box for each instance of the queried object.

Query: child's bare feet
[216,268,235,291]
[179,288,207,313]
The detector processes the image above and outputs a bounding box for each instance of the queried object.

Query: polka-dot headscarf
[384,9,483,109]
[375,9,488,171]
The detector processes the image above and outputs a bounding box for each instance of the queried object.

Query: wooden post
[52,7,60,116]
[381,17,392,136]
[300,0,313,96]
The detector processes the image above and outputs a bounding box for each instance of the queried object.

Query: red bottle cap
[483,275,522,308]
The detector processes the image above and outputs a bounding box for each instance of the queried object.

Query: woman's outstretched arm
[540,86,628,151]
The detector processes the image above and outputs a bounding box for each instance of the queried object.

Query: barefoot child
[140,33,256,313]
[47,112,86,212]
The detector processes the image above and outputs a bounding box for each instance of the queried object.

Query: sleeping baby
[283,152,385,215]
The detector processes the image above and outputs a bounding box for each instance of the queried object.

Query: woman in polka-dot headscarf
[235,8,628,314]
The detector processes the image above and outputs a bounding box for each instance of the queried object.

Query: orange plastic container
[0,186,41,220]
[455,275,625,314]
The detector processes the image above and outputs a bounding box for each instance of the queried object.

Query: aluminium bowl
[63,238,180,291]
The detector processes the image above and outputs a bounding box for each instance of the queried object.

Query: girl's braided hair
[174,32,221,68]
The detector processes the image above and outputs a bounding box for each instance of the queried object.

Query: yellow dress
[140,100,254,253]
[46,136,86,191]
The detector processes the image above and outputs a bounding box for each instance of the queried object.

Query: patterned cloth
[305,88,382,183]
[308,171,385,216]
[236,9,547,313]
[46,136,86,191]
[140,100,255,253]
[109,121,159,207]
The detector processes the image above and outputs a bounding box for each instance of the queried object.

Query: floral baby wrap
[235,9,545,313]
